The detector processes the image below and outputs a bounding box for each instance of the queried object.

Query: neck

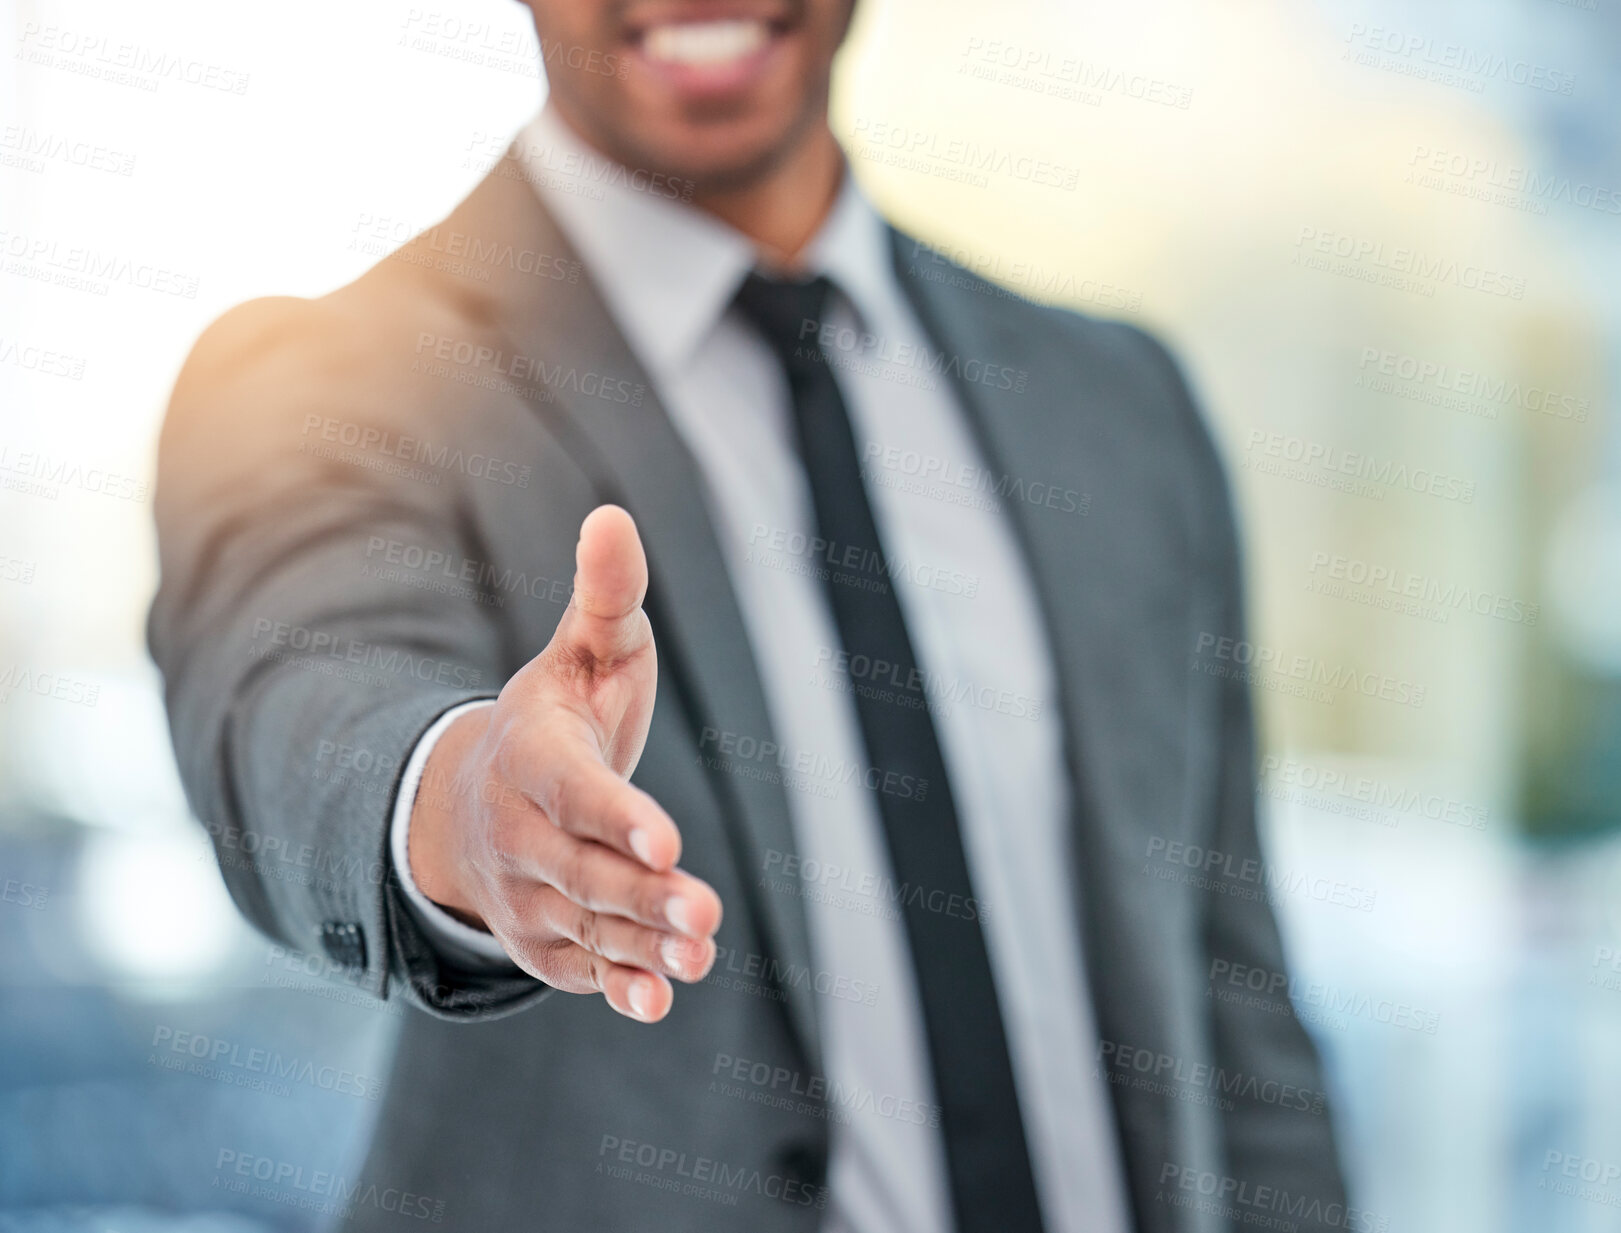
[693,126,847,271]
[546,102,848,271]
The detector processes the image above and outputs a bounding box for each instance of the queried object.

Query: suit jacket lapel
[890,230,1204,1232]
[423,153,823,1068]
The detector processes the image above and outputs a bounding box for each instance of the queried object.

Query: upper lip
[618,1,794,43]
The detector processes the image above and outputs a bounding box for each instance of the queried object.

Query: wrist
[408,705,493,928]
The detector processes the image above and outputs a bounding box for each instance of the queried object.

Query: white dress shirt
[391,104,1132,1233]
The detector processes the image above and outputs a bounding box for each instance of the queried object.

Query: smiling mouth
[641,18,775,66]
[622,6,797,90]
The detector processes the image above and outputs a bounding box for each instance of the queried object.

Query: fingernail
[629,828,654,866]
[660,936,689,977]
[665,896,693,936]
[628,976,653,1020]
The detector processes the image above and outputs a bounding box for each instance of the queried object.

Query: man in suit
[149,1,1349,1230]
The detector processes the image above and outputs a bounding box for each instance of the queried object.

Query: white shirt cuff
[390,699,516,972]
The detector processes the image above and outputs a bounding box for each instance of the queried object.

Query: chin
[638,114,814,190]
[535,2,846,193]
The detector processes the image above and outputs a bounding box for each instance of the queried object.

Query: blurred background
[2,0,1619,1229]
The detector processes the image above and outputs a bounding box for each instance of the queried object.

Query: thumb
[555,504,650,667]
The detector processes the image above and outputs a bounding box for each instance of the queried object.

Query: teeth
[642,18,769,66]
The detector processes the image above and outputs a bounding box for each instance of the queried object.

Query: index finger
[538,737,684,873]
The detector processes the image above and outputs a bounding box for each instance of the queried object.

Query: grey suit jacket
[149,146,1348,1232]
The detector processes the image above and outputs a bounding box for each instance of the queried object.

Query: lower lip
[628,28,788,101]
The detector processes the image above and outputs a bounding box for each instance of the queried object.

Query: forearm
[151,490,510,997]
[209,650,495,988]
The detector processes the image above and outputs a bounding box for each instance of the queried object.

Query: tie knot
[734,271,835,367]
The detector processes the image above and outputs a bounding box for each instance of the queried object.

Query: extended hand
[408,505,722,1022]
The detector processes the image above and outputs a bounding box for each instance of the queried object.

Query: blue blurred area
[0,831,395,1232]
[1266,798,1621,1233]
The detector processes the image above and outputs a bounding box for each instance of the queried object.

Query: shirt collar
[515,104,895,379]
[802,170,897,341]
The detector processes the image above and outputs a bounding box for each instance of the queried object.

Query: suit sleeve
[147,296,548,1020]
[1135,327,1353,1229]
[1201,560,1353,1228]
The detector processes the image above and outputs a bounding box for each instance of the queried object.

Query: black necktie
[734,272,1047,1233]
